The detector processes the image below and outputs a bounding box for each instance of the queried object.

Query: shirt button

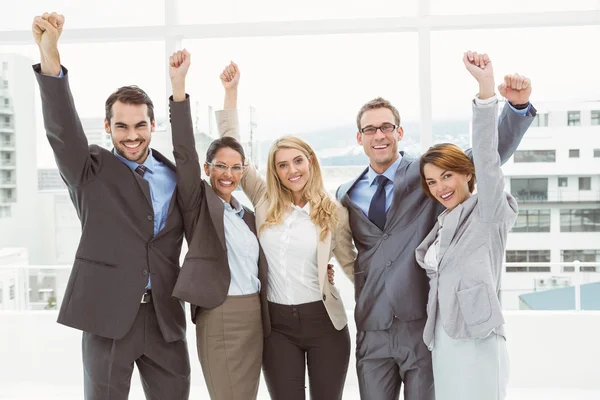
[147,214,153,221]
[383,233,389,240]
[293,313,298,317]
[386,261,392,267]
[322,294,327,301]
[142,269,148,276]
[292,307,297,311]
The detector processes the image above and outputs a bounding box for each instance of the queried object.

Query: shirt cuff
[43,69,64,78]
[506,101,530,116]
[474,94,498,106]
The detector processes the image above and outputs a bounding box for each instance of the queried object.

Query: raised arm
[463,52,519,221]
[216,62,266,206]
[32,13,97,187]
[496,72,536,163]
[169,50,205,224]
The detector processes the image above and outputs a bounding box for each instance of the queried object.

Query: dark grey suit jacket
[169,98,271,337]
[338,103,536,332]
[34,65,186,342]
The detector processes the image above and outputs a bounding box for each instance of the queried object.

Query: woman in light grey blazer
[415,52,528,400]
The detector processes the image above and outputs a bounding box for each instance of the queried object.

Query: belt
[141,290,152,304]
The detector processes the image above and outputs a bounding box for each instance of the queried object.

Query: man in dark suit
[32,12,190,399]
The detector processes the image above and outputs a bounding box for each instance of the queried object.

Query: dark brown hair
[105,86,154,123]
[356,97,401,131]
[419,143,476,200]
[205,137,246,164]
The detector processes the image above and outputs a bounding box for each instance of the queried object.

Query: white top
[221,197,261,296]
[424,210,449,271]
[259,203,321,305]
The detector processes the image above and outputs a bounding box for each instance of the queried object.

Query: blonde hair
[262,136,338,241]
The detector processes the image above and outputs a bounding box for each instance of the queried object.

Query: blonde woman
[216,62,357,400]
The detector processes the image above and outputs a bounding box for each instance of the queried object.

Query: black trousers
[82,302,191,400]
[262,300,351,400]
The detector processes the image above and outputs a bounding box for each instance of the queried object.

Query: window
[533,113,549,127]
[560,209,600,232]
[594,149,600,158]
[1,80,6,89]
[511,209,551,232]
[514,150,555,163]
[569,149,580,158]
[506,250,551,272]
[558,177,568,187]
[511,178,548,202]
[592,111,600,126]
[9,283,15,300]
[568,111,581,126]
[3,98,8,107]
[1,62,7,71]
[579,177,591,191]
[561,250,600,272]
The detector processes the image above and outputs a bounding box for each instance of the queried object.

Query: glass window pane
[179,0,417,24]
[181,34,419,172]
[0,0,164,31]
[432,27,600,123]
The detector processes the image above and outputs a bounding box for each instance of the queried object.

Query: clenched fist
[498,74,532,106]
[32,12,64,76]
[220,61,240,91]
[463,51,495,100]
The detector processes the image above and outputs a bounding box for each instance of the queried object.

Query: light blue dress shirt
[221,197,261,295]
[114,149,176,288]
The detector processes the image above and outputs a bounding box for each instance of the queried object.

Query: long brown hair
[419,143,476,200]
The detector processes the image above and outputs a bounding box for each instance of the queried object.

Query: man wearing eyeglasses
[337,53,535,400]
[31,12,190,399]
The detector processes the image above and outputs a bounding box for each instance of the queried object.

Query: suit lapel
[415,220,440,268]
[385,153,412,224]
[205,185,227,250]
[437,205,464,265]
[133,173,153,209]
[317,229,332,294]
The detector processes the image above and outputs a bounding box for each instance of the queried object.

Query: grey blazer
[338,102,535,332]
[415,100,517,345]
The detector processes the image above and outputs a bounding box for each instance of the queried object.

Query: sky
[1,0,600,167]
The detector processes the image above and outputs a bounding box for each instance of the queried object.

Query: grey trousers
[82,302,191,400]
[196,293,263,400]
[431,312,509,400]
[356,317,434,400]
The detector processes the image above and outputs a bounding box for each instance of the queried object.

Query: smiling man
[337,51,536,400]
[31,11,190,400]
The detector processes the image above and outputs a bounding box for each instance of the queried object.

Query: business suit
[216,109,357,399]
[415,99,515,399]
[337,102,535,400]
[169,97,270,400]
[34,65,190,399]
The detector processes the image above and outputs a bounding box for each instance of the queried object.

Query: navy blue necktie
[368,175,390,230]
[135,165,148,178]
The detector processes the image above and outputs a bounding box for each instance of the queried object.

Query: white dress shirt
[221,197,261,296]
[259,203,322,305]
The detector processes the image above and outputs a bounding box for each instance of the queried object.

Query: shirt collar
[367,153,403,187]
[221,196,245,218]
[113,148,155,174]
[291,202,310,215]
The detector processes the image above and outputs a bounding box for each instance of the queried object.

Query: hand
[32,12,64,76]
[498,74,532,106]
[463,51,494,100]
[327,263,335,285]
[220,61,240,91]
[169,49,191,84]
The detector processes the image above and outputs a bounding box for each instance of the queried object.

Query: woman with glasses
[215,62,357,400]
[167,50,268,400]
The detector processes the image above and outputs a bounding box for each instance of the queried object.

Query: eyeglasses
[360,123,397,135]
[207,162,246,174]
